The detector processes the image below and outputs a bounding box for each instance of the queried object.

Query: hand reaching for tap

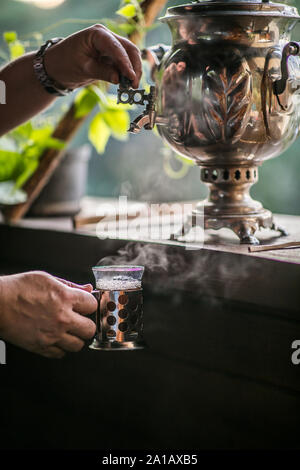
[0,24,142,135]
[0,271,97,358]
[44,24,142,90]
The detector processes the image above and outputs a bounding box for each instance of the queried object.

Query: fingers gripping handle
[91,290,101,333]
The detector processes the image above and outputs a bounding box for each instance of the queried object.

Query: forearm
[0,52,56,136]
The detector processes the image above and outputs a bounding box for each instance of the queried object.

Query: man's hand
[44,24,142,90]
[0,271,97,359]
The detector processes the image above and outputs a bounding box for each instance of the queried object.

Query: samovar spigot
[117,75,168,133]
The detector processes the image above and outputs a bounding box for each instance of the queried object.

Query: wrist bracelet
[33,38,73,97]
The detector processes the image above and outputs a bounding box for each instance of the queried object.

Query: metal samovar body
[118,0,300,244]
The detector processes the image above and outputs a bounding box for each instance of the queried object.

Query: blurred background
[1,0,300,214]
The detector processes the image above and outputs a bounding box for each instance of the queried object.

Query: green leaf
[9,41,25,60]
[103,19,137,37]
[44,137,65,150]
[0,150,22,181]
[22,145,41,160]
[103,19,128,37]
[116,4,136,19]
[1,119,65,189]
[105,94,133,111]
[101,109,129,140]
[30,125,53,144]
[88,114,111,154]
[0,181,27,205]
[9,121,33,141]
[3,31,17,44]
[89,85,109,108]
[74,88,99,118]
[14,159,39,189]
[118,22,136,35]
[3,31,25,60]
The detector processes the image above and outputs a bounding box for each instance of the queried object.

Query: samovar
[118,0,300,244]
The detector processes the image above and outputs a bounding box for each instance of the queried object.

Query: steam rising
[99,242,171,274]
[98,242,257,298]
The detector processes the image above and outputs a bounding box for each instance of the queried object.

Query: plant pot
[28,144,91,217]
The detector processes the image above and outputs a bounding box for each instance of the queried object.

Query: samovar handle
[273,41,300,107]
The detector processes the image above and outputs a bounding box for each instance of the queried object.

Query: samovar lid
[162,1,300,20]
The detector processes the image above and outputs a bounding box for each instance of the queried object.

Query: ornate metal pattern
[200,61,252,144]
[90,289,145,351]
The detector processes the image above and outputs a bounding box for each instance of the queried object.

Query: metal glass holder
[90,288,145,351]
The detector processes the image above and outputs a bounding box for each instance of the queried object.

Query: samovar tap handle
[117,75,162,133]
[273,41,300,97]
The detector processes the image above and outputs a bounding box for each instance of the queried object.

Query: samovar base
[172,206,288,245]
[171,165,288,245]
[194,207,288,244]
